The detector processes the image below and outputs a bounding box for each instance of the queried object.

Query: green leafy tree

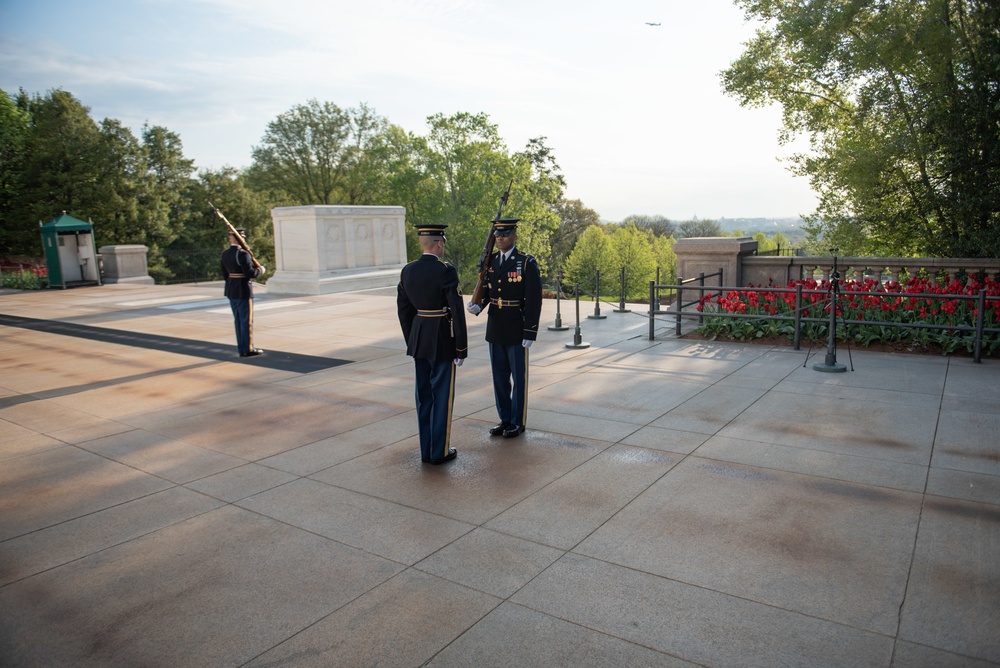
[167,168,279,283]
[247,100,389,206]
[373,124,443,260]
[423,111,514,290]
[17,90,106,234]
[753,232,777,253]
[420,114,563,291]
[721,0,1000,258]
[651,234,677,284]
[142,124,195,229]
[610,222,658,300]
[551,198,601,279]
[339,103,392,205]
[4,89,198,270]
[509,136,563,277]
[0,89,30,255]
[563,225,614,296]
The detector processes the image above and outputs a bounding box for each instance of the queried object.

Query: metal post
[548,271,569,331]
[588,269,606,319]
[974,288,985,363]
[648,280,655,340]
[793,283,803,350]
[566,283,591,349]
[614,266,630,312]
[652,267,661,313]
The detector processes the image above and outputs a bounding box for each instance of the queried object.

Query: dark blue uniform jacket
[397,254,469,361]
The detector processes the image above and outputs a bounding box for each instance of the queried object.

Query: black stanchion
[588,269,606,319]
[648,280,656,340]
[614,266,630,313]
[566,283,591,349]
[653,266,669,315]
[548,271,569,331]
[652,267,661,313]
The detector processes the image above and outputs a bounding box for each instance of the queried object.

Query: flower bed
[0,264,49,290]
[695,276,1000,357]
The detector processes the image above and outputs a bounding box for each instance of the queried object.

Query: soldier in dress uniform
[220,227,266,357]
[466,218,542,438]
[397,224,469,464]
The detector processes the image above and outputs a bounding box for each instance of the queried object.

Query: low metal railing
[649,281,1000,363]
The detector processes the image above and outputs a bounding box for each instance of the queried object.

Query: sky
[0,0,819,222]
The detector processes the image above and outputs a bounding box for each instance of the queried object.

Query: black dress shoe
[241,349,264,357]
[428,448,457,464]
[502,425,525,438]
[489,422,511,436]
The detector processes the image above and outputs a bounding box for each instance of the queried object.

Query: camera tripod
[805,249,853,372]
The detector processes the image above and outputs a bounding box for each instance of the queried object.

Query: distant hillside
[718,217,808,244]
[600,216,810,245]
[717,217,804,232]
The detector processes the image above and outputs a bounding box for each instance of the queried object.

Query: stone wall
[673,237,758,286]
[673,238,1000,289]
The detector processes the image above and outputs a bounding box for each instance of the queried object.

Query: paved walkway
[1,282,998,667]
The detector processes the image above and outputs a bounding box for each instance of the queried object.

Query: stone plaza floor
[1,281,998,667]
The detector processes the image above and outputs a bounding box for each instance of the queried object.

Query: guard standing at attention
[221,227,266,357]
[397,224,469,464]
[466,218,542,438]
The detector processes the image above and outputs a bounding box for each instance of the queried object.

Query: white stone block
[266,205,408,295]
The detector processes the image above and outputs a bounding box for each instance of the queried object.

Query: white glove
[466,302,482,315]
[454,358,464,367]
[522,339,533,348]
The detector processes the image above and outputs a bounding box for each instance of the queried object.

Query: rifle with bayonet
[469,179,513,308]
[210,202,262,270]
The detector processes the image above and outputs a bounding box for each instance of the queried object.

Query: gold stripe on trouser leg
[248,298,254,349]
[444,361,456,448]
[520,346,529,426]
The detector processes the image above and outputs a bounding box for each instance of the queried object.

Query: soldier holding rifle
[213,204,266,358]
[467,187,542,439]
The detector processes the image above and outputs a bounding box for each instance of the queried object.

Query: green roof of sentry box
[40,212,93,232]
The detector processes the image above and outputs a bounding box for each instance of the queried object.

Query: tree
[677,218,723,238]
[563,225,614,295]
[168,168,278,283]
[721,0,1000,258]
[651,234,677,285]
[338,103,391,205]
[609,222,658,300]
[423,111,514,290]
[509,136,563,277]
[0,89,30,255]
[420,114,562,291]
[17,90,106,233]
[551,198,601,278]
[142,123,195,225]
[247,100,390,206]
[4,89,200,270]
[373,124,443,261]
[622,214,676,239]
